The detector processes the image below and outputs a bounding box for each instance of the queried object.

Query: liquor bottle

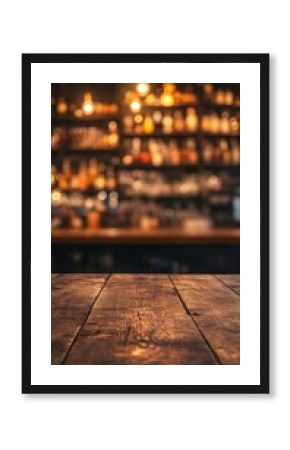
[131,137,141,161]
[108,191,119,210]
[185,108,198,132]
[230,113,240,134]
[210,112,220,134]
[88,159,98,187]
[203,140,213,164]
[106,168,117,190]
[71,212,83,229]
[220,139,231,164]
[145,92,157,106]
[107,120,119,147]
[82,92,94,115]
[174,88,182,105]
[161,83,175,107]
[78,161,89,191]
[214,140,222,163]
[70,169,80,190]
[51,165,57,188]
[231,139,240,164]
[56,97,68,115]
[149,139,163,166]
[232,187,240,223]
[169,140,180,165]
[215,89,225,105]
[201,113,210,133]
[220,111,231,134]
[51,127,66,149]
[58,159,71,189]
[86,208,100,228]
[143,114,155,134]
[173,111,184,132]
[162,112,173,134]
[152,110,162,132]
[94,163,106,190]
[183,84,197,104]
[139,144,151,165]
[224,88,234,105]
[203,84,214,103]
[123,115,134,133]
[183,138,198,165]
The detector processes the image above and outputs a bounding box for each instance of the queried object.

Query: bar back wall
[51,83,240,273]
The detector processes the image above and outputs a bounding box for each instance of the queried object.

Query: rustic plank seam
[213,274,240,296]
[61,274,111,364]
[168,274,222,365]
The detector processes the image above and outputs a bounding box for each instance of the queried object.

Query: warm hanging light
[82,92,94,115]
[136,83,150,97]
[130,99,141,113]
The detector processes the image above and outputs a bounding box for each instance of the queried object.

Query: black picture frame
[22,53,269,394]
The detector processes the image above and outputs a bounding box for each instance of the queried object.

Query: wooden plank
[171,275,240,365]
[51,274,108,364]
[215,275,240,295]
[215,274,240,287]
[64,274,218,365]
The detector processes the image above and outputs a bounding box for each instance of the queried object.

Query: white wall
[0,1,286,449]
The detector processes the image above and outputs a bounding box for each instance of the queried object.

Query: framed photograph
[22,53,269,394]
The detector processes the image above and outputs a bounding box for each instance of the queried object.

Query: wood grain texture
[52,274,240,365]
[51,273,108,364]
[171,275,240,364]
[64,274,218,365]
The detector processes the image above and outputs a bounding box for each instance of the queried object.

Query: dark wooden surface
[52,227,240,245]
[52,274,240,365]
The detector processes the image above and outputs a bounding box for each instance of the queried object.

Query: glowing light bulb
[136,83,150,97]
[130,99,141,113]
[82,92,94,115]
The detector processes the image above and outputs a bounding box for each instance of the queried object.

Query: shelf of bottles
[51,83,240,233]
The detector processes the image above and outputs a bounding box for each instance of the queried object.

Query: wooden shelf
[119,163,199,170]
[123,103,199,112]
[52,147,120,154]
[52,114,119,125]
[122,103,239,112]
[52,227,240,245]
[119,163,239,171]
[203,164,240,170]
[52,188,117,195]
[120,193,201,201]
[123,132,198,138]
[200,103,240,110]
[123,132,239,139]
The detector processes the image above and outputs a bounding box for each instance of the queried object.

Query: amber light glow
[82,92,94,115]
[130,99,141,113]
[136,83,150,97]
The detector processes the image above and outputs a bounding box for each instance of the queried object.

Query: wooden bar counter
[52,227,240,245]
[52,273,240,365]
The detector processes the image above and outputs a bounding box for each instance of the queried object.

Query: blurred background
[51,83,240,273]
